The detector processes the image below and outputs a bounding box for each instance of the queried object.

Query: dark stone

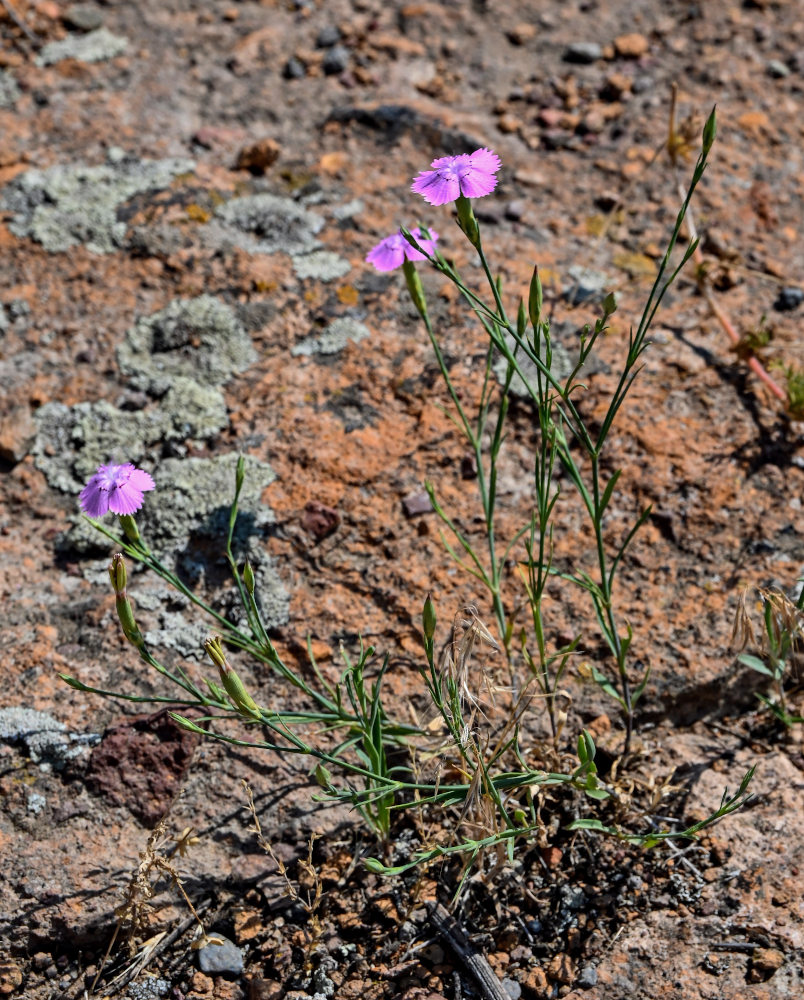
[774,286,803,312]
[63,4,104,31]
[563,42,602,64]
[323,45,350,75]
[576,964,598,988]
[283,57,306,80]
[316,25,341,48]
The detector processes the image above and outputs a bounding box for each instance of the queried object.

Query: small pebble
[774,286,803,311]
[564,42,602,64]
[766,59,790,79]
[576,963,599,988]
[316,25,340,48]
[197,934,244,976]
[504,200,525,221]
[402,492,432,518]
[63,3,104,31]
[283,57,306,79]
[323,45,350,75]
[502,978,522,1000]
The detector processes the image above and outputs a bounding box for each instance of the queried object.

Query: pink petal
[127,468,155,492]
[79,481,110,518]
[468,147,501,174]
[459,169,498,199]
[108,482,145,516]
[366,236,405,272]
[411,171,461,206]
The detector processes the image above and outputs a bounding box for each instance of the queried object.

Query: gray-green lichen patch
[292,250,351,282]
[36,27,128,66]
[117,296,258,396]
[0,69,20,108]
[32,380,228,495]
[291,316,370,357]
[3,154,194,253]
[214,194,324,255]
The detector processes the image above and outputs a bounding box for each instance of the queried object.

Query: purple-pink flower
[80,463,155,518]
[411,148,501,206]
[365,227,439,272]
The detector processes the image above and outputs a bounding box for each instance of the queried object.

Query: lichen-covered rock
[292,249,351,281]
[117,296,257,395]
[36,28,128,67]
[215,193,324,255]
[3,154,194,253]
[32,383,228,494]
[0,69,20,108]
[291,316,370,356]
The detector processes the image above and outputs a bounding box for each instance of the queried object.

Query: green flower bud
[455,195,479,246]
[422,593,436,643]
[702,108,717,155]
[402,259,428,318]
[119,514,142,546]
[528,266,543,330]
[109,553,127,596]
[243,560,256,597]
[235,454,246,495]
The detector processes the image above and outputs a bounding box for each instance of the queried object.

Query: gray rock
[33,383,228,495]
[0,707,99,769]
[291,316,370,356]
[323,45,350,75]
[316,25,341,47]
[0,302,7,332]
[63,4,105,31]
[564,265,609,305]
[283,56,306,79]
[576,964,598,988]
[0,69,20,109]
[564,42,602,64]
[767,59,790,79]
[774,286,803,312]
[117,295,257,396]
[37,27,127,66]
[215,193,324,255]
[3,154,194,253]
[292,250,351,282]
[197,934,244,975]
[502,979,522,1000]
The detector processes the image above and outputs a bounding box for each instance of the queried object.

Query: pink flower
[411,148,501,206]
[79,463,155,518]
[365,227,439,272]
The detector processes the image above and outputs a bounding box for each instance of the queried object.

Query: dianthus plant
[368,115,717,757]
[63,110,753,885]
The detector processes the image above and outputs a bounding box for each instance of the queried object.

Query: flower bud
[243,560,256,597]
[109,553,127,596]
[455,195,479,246]
[204,634,261,720]
[109,558,144,649]
[235,454,246,495]
[422,593,436,643]
[402,259,428,318]
[118,514,142,547]
[702,108,716,156]
[528,266,543,331]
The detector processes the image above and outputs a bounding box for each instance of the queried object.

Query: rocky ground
[1,0,804,998]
